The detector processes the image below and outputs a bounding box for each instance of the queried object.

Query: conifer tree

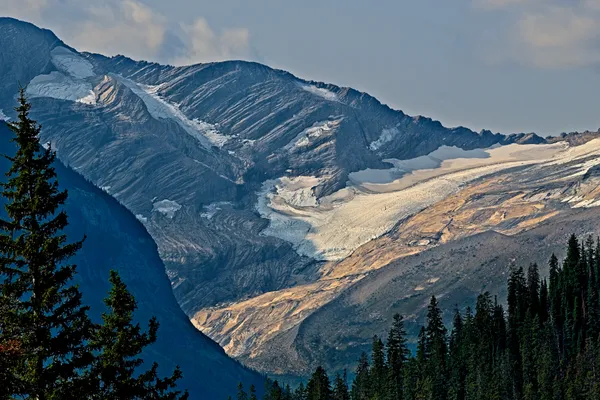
[305,366,331,400]
[0,90,95,399]
[351,352,371,400]
[294,382,308,400]
[237,383,249,400]
[371,335,387,398]
[387,314,408,400]
[332,371,349,400]
[249,384,259,400]
[425,296,448,400]
[90,270,188,399]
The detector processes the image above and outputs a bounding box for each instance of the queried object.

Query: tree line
[0,92,188,399]
[237,233,600,400]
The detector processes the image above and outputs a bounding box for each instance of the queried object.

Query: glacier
[26,71,96,105]
[256,142,574,261]
[51,46,95,79]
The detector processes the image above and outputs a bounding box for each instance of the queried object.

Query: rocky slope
[0,122,263,399]
[2,16,600,380]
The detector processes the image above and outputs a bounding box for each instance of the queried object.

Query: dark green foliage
[0,89,94,399]
[0,91,188,399]
[307,366,332,400]
[332,371,349,400]
[238,232,600,400]
[90,270,188,399]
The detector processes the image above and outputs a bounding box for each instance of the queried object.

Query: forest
[239,234,600,400]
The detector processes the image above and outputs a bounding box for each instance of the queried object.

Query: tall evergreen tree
[237,383,249,400]
[0,90,95,399]
[249,384,259,400]
[387,314,408,400]
[90,270,188,399]
[425,296,448,400]
[371,335,387,399]
[307,366,331,400]
[332,372,349,400]
[351,352,371,400]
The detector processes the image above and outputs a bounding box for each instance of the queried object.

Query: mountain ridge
[3,16,600,381]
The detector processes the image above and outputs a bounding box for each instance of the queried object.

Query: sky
[2,0,600,136]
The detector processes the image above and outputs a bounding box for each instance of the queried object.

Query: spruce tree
[249,384,258,400]
[237,383,249,400]
[387,314,408,400]
[306,366,331,400]
[90,270,188,399]
[332,371,349,400]
[0,90,95,399]
[351,352,370,400]
[371,335,387,398]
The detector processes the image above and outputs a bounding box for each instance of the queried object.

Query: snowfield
[26,72,96,105]
[369,127,400,151]
[152,199,182,219]
[255,141,600,261]
[25,47,97,105]
[286,119,342,150]
[51,47,95,79]
[115,76,230,149]
[301,84,339,101]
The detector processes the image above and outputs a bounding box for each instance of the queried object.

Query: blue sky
[3,0,600,135]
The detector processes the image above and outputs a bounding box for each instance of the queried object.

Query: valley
[2,16,600,382]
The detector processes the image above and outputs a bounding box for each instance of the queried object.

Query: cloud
[473,0,533,9]
[476,0,600,68]
[172,18,250,65]
[0,0,250,65]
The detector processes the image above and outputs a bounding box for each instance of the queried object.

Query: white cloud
[172,18,250,65]
[0,0,250,65]
[476,0,600,68]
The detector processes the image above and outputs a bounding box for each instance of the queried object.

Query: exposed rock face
[0,122,263,399]
[3,16,600,381]
[195,140,600,375]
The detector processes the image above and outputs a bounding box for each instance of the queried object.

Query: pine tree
[387,314,408,400]
[0,90,95,399]
[90,270,188,399]
[236,383,249,400]
[371,335,387,399]
[448,309,465,400]
[249,384,258,400]
[425,296,448,400]
[332,372,349,400]
[294,382,308,400]
[351,352,370,400]
[306,366,331,400]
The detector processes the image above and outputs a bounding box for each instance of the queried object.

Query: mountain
[2,16,600,380]
[0,121,264,399]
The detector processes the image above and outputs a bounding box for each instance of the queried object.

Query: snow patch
[200,202,232,219]
[152,199,182,219]
[370,127,399,151]
[0,110,8,121]
[115,76,230,149]
[136,214,148,223]
[287,120,342,150]
[100,186,111,193]
[26,72,96,105]
[51,47,95,79]
[350,146,490,185]
[301,84,338,101]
